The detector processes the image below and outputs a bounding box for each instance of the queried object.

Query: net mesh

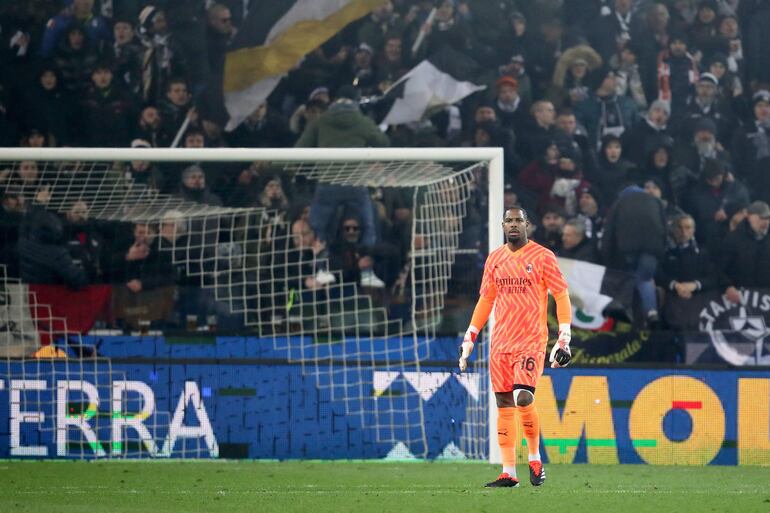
[1,153,493,459]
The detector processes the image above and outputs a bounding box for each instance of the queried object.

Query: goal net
[0,147,503,460]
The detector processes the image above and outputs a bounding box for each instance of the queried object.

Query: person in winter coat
[656,212,718,330]
[296,85,388,250]
[717,200,770,304]
[682,158,750,253]
[587,134,636,205]
[602,184,668,327]
[574,66,640,151]
[18,206,88,289]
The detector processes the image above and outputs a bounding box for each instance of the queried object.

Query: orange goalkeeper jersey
[479,240,568,355]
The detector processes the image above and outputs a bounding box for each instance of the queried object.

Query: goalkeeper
[459,206,572,488]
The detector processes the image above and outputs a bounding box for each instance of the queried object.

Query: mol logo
[699,289,770,365]
[0,379,218,458]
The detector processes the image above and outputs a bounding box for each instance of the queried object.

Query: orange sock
[517,403,541,459]
[497,407,518,469]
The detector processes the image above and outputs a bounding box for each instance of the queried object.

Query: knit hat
[698,72,719,86]
[753,89,770,107]
[747,201,770,218]
[496,76,518,89]
[693,116,717,135]
[131,139,152,148]
[649,99,671,116]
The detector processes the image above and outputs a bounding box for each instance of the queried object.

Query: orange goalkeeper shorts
[490,350,545,393]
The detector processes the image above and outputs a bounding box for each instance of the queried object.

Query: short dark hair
[504,205,528,221]
[166,77,188,91]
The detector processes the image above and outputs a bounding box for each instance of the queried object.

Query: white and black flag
[380,46,486,126]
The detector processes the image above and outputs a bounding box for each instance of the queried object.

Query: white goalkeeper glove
[549,323,572,368]
[458,326,478,372]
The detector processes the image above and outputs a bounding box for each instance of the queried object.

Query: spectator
[18,206,88,289]
[137,5,187,105]
[688,0,724,60]
[611,41,648,111]
[63,200,102,283]
[558,217,599,263]
[178,164,222,205]
[717,200,770,304]
[295,85,388,249]
[228,102,295,147]
[53,24,100,95]
[576,184,605,240]
[731,90,770,204]
[124,139,164,191]
[519,138,590,217]
[21,64,72,146]
[135,105,168,147]
[290,217,335,286]
[517,100,557,162]
[484,53,533,107]
[531,206,566,253]
[630,135,691,207]
[256,175,291,222]
[588,134,635,205]
[555,107,595,174]
[643,176,686,226]
[328,214,399,289]
[575,66,640,150]
[656,31,698,117]
[357,2,404,54]
[706,52,742,100]
[675,116,733,179]
[683,158,750,252]
[159,78,193,144]
[493,76,529,137]
[108,222,177,329]
[622,99,673,167]
[675,72,736,144]
[374,34,410,93]
[80,61,137,147]
[109,16,144,96]
[602,184,668,327]
[546,45,602,110]
[657,213,718,330]
[40,0,111,58]
[342,43,377,96]
[590,0,634,62]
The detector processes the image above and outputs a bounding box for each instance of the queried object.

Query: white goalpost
[0,147,504,460]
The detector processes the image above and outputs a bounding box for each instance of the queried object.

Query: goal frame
[0,146,505,461]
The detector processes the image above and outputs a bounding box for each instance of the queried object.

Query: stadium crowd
[1,0,770,333]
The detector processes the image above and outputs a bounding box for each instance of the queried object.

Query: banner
[671,288,770,365]
[558,258,635,330]
[563,327,677,364]
[1,340,768,465]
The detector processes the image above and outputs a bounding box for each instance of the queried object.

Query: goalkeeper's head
[502,206,529,248]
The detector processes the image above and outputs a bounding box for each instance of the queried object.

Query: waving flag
[224,0,386,131]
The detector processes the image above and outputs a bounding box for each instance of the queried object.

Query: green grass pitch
[1,461,769,513]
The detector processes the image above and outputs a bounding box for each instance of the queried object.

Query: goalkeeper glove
[458,326,478,372]
[549,323,572,368]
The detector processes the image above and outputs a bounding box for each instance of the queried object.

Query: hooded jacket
[295,100,389,148]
